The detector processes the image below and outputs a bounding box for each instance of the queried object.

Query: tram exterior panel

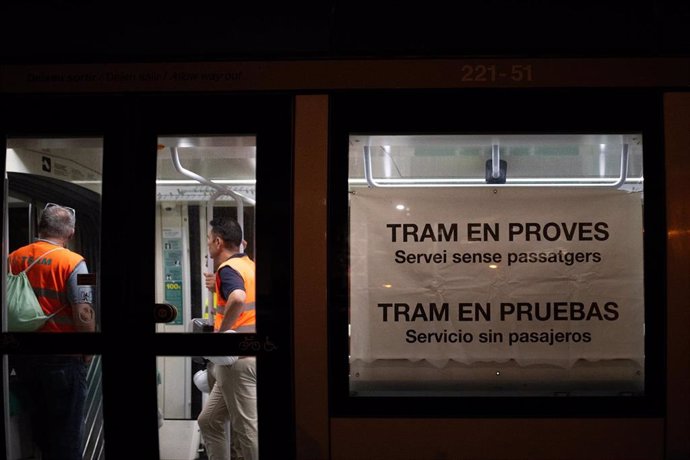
[1,59,689,460]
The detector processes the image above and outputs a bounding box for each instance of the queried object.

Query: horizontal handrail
[363,144,633,188]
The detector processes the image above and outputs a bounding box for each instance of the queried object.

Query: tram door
[3,136,104,460]
[1,95,294,459]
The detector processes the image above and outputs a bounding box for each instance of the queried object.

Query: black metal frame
[327,88,667,418]
[0,93,295,458]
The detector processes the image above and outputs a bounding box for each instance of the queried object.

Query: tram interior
[3,132,647,458]
[3,135,256,460]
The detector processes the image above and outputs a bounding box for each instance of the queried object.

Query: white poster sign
[350,187,644,368]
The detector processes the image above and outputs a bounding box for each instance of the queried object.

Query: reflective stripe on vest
[9,241,84,332]
[213,255,256,332]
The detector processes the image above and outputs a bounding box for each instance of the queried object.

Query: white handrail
[491,143,501,180]
[363,144,631,188]
[170,147,252,326]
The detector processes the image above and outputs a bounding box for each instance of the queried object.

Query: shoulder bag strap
[29,247,69,319]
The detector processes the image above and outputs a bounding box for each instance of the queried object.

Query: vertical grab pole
[170,147,249,327]
[2,174,14,459]
[363,146,378,188]
[206,190,247,327]
[611,143,630,188]
[206,200,215,327]
[491,143,501,180]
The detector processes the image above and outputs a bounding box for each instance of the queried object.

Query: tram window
[3,138,104,457]
[155,136,256,334]
[4,138,102,332]
[156,355,258,459]
[347,133,645,397]
[5,354,105,459]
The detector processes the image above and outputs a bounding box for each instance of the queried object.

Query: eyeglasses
[44,202,76,217]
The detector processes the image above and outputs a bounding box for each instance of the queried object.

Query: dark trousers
[13,355,87,460]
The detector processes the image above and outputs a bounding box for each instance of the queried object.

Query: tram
[1,21,689,460]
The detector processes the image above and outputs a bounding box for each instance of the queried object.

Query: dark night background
[2,0,689,63]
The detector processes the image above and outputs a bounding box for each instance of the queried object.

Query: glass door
[1,96,109,460]
[4,136,104,460]
[1,94,295,459]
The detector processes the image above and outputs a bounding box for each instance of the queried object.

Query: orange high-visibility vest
[213,255,256,332]
[9,241,85,332]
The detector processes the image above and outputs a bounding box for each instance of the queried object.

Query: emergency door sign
[349,187,644,368]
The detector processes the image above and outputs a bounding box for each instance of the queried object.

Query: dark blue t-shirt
[217,254,247,300]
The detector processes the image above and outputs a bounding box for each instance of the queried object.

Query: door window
[154,135,260,458]
[146,94,293,459]
[4,137,104,459]
[2,94,294,459]
[155,136,256,334]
